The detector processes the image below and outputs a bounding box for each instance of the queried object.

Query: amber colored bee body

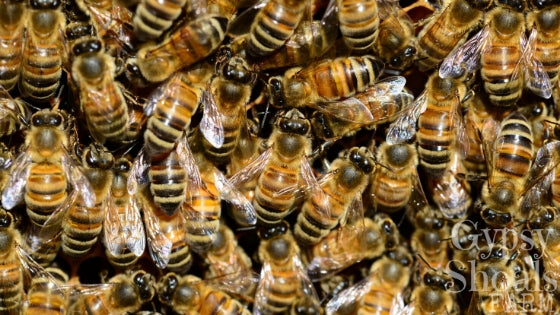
[246,0,307,57]
[24,267,69,315]
[481,112,533,227]
[132,0,187,41]
[183,152,221,253]
[143,71,207,159]
[252,109,313,226]
[370,142,418,213]
[337,0,379,51]
[68,270,156,315]
[326,245,413,315]
[140,188,193,273]
[311,77,414,140]
[203,224,255,296]
[306,214,399,281]
[253,9,339,71]
[62,144,114,258]
[375,9,417,71]
[268,55,384,108]
[526,2,560,91]
[148,148,187,216]
[20,0,66,101]
[417,75,467,178]
[294,146,375,245]
[1,109,95,266]
[0,210,24,314]
[416,0,490,71]
[0,0,25,91]
[158,273,251,315]
[201,54,254,167]
[480,7,527,107]
[255,231,319,314]
[71,39,130,145]
[135,15,227,83]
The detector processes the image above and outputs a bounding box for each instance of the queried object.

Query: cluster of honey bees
[3,0,560,313]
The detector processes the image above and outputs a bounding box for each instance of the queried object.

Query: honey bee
[68,270,156,314]
[147,145,189,216]
[0,89,31,138]
[255,230,321,314]
[375,7,417,72]
[0,209,25,314]
[267,55,385,108]
[203,224,256,297]
[294,146,376,245]
[24,267,69,315]
[251,3,338,71]
[228,108,317,227]
[0,0,25,91]
[134,15,227,83]
[390,73,468,178]
[480,112,533,227]
[141,69,208,159]
[337,0,379,51]
[61,144,114,258]
[405,268,459,315]
[370,142,419,213]
[20,0,66,101]
[528,206,560,285]
[462,93,496,178]
[310,76,414,140]
[139,186,192,273]
[410,206,451,277]
[243,0,308,57]
[440,3,553,107]
[415,0,491,71]
[71,38,131,145]
[1,109,96,266]
[325,245,413,315]
[199,50,255,167]
[103,157,146,270]
[468,244,519,314]
[132,0,187,42]
[184,143,257,252]
[526,0,560,92]
[158,273,251,315]
[428,150,472,221]
[306,214,400,281]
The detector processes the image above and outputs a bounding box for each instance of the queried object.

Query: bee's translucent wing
[214,169,257,226]
[127,150,149,195]
[386,90,428,144]
[523,28,553,99]
[200,89,225,148]
[439,25,489,78]
[325,276,372,315]
[1,149,31,209]
[142,200,172,269]
[228,146,272,187]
